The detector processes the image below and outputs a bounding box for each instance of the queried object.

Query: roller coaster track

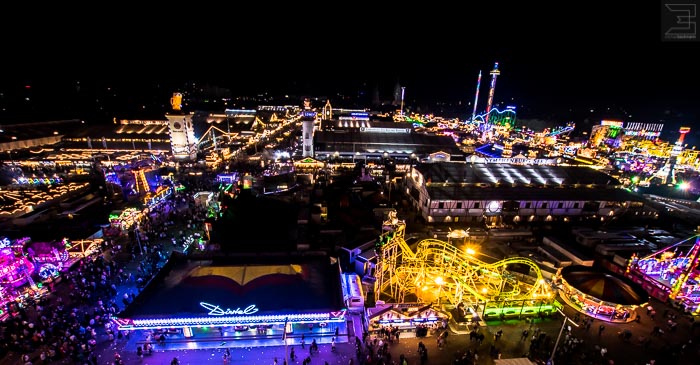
[375,223,549,305]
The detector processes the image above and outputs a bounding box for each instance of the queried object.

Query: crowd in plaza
[0,188,207,365]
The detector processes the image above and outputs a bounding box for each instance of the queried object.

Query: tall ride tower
[301,98,316,158]
[485,62,500,123]
[471,70,482,122]
[666,127,691,184]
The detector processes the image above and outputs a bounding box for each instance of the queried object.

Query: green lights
[484,304,554,318]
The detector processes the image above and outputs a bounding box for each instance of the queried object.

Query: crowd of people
[0,188,206,365]
[356,329,411,365]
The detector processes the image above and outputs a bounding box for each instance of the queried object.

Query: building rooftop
[426,185,644,202]
[119,252,343,319]
[415,163,623,187]
[0,119,84,144]
[314,130,460,156]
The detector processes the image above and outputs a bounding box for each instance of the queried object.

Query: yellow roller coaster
[374,218,551,308]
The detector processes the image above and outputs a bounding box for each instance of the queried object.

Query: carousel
[0,237,45,320]
[0,237,35,288]
[555,265,648,323]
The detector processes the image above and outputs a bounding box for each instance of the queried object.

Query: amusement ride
[627,233,700,313]
[374,211,554,320]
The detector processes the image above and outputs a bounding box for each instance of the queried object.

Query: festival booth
[144,185,172,207]
[108,208,144,232]
[555,265,648,323]
[114,253,346,342]
[367,303,447,337]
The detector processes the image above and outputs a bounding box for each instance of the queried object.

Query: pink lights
[114,311,346,331]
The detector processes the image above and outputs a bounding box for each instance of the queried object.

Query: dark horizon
[1,2,698,143]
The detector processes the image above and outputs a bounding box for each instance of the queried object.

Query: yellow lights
[435,277,444,286]
[466,248,476,255]
[539,279,546,284]
[481,288,488,294]
[422,286,429,291]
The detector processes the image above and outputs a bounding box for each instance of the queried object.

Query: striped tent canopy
[561,265,649,305]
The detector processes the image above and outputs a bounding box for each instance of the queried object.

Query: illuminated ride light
[38,263,60,280]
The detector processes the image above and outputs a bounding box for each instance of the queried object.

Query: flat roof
[0,119,83,143]
[426,185,644,202]
[119,253,343,319]
[314,130,460,155]
[415,162,623,186]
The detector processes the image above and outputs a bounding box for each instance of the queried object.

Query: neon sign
[200,302,259,316]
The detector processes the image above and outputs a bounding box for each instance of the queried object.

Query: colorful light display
[472,107,517,129]
[199,303,259,316]
[12,177,63,185]
[485,62,500,123]
[471,70,482,122]
[0,238,36,288]
[628,235,700,312]
[114,310,346,331]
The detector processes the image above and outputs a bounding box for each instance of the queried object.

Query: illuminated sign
[119,120,168,126]
[0,237,10,249]
[482,157,558,165]
[301,111,317,119]
[359,127,411,134]
[625,122,664,132]
[600,120,624,127]
[200,302,259,316]
[624,131,661,137]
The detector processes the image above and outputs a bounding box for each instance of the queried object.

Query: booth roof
[561,265,649,306]
[119,253,343,318]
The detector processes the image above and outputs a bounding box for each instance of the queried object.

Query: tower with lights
[485,62,500,123]
[666,127,691,184]
[471,70,482,122]
[301,98,316,158]
[323,99,333,121]
[166,92,197,161]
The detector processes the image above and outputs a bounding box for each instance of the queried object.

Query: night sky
[1,3,698,142]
